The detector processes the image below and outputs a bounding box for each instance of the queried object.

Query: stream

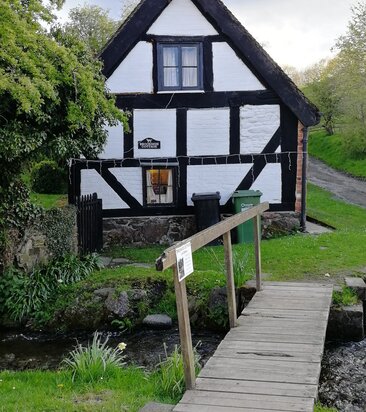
[0,328,224,371]
[1,330,366,411]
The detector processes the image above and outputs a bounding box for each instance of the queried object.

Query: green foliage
[309,130,366,178]
[302,60,340,136]
[38,207,77,260]
[233,249,252,288]
[0,0,128,189]
[0,181,43,230]
[314,403,338,412]
[63,5,120,54]
[333,286,359,306]
[0,254,100,322]
[111,318,134,332]
[156,343,201,400]
[152,289,177,320]
[62,332,126,383]
[31,161,67,194]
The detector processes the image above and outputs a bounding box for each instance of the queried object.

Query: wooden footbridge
[156,203,333,412]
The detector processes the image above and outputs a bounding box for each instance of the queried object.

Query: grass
[30,193,68,209]
[309,130,366,179]
[104,184,366,283]
[333,286,359,307]
[314,403,338,412]
[0,368,174,412]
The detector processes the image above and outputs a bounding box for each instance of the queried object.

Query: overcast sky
[58,0,358,70]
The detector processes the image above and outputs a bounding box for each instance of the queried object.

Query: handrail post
[223,231,237,328]
[253,214,262,291]
[173,264,196,390]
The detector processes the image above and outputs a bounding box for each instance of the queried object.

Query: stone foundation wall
[103,215,197,247]
[103,211,301,247]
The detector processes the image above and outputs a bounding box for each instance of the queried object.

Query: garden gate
[76,193,103,255]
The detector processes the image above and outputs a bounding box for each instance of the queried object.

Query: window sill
[157,90,205,94]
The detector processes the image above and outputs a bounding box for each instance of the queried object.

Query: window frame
[157,42,203,91]
[142,166,178,207]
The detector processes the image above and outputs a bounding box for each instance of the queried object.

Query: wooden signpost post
[156,202,269,390]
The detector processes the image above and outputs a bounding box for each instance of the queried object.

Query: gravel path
[308,157,366,209]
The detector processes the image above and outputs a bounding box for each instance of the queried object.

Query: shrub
[31,161,68,194]
[62,332,126,382]
[156,343,201,400]
[0,254,101,322]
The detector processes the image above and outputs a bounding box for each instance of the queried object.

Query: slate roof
[100,0,320,126]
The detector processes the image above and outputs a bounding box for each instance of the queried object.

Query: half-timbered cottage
[69,0,320,243]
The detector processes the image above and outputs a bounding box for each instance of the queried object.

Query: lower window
[144,168,176,206]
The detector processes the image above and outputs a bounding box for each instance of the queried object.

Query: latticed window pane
[164,68,180,87]
[146,169,174,205]
[182,67,198,87]
[182,46,198,66]
[163,47,179,66]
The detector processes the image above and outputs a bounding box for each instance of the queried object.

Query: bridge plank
[180,390,314,411]
[174,282,332,412]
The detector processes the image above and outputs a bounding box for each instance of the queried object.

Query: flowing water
[2,329,366,411]
[319,339,366,412]
[0,328,224,371]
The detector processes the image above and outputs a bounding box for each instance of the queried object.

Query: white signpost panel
[175,242,194,282]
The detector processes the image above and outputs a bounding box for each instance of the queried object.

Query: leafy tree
[0,0,128,244]
[121,0,141,22]
[302,59,341,135]
[63,5,120,54]
[0,0,128,191]
[332,2,366,156]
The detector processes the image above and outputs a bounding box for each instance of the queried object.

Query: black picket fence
[76,193,103,255]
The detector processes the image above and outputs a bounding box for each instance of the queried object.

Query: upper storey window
[157,43,203,91]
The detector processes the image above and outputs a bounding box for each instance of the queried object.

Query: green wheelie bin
[232,190,262,243]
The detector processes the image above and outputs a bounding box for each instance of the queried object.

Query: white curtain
[182,47,198,87]
[165,170,173,203]
[163,47,179,87]
[146,170,158,205]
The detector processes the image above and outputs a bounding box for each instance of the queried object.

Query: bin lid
[191,192,221,201]
[231,190,262,198]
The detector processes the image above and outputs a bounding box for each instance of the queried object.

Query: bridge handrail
[156,202,269,271]
[155,201,270,391]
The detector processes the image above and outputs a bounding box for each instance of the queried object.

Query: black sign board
[138,138,161,150]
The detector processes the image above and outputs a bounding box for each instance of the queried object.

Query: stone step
[345,277,366,300]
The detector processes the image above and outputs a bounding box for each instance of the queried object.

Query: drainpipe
[300,126,309,231]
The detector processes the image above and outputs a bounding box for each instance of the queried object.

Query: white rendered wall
[81,169,128,209]
[134,109,176,158]
[187,164,253,205]
[240,105,280,154]
[213,43,265,92]
[251,164,282,204]
[109,168,143,205]
[187,108,230,156]
[147,0,218,36]
[106,42,153,94]
[98,123,124,159]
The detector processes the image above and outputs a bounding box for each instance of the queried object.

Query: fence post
[173,263,196,390]
[253,214,262,291]
[223,231,237,329]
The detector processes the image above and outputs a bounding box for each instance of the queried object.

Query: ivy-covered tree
[0,0,128,191]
